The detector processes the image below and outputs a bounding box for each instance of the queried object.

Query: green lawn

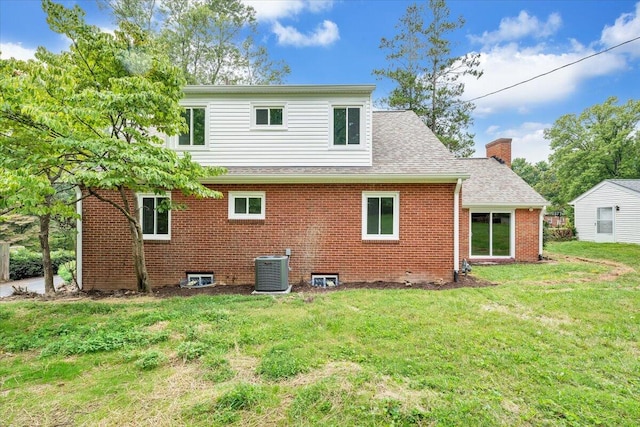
[1,241,639,426]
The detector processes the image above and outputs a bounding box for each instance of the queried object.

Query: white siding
[574,183,640,244]
[172,93,373,167]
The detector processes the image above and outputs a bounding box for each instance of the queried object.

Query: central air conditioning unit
[254,255,289,292]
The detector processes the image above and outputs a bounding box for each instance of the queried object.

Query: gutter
[539,206,546,259]
[75,186,83,289]
[183,84,377,96]
[462,203,548,209]
[201,173,470,185]
[453,178,462,282]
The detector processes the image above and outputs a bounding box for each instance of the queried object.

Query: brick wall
[81,183,460,290]
[514,209,541,261]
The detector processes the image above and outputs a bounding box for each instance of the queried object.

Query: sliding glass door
[471,212,512,257]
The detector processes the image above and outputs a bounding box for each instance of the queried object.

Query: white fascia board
[183,84,376,96]
[201,173,469,185]
[462,202,548,209]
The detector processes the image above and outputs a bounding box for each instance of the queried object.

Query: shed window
[597,207,613,234]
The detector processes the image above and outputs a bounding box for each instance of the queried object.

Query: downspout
[539,206,546,260]
[75,186,83,289]
[453,178,462,282]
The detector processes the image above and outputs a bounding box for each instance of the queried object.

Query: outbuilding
[570,179,640,244]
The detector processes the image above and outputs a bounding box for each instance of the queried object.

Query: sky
[1,0,640,163]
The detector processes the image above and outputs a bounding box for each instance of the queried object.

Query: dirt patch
[150,273,493,298]
[0,274,494,301]
[555,254,636,281]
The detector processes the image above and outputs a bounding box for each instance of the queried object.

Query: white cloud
[601,1,640,57]
[272,19,339,47]
[479,122,552,163]
[463,41,626,115]
[0,42,37,60]
[243,0,334,21]
[470,11,562,46]
[464,5,640,116]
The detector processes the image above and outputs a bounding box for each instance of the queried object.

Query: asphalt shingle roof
[213,109,547,208]
[459,158,548,207]
[220,110,468,181]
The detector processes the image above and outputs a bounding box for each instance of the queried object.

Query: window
[333,106,361,146]
[362,192,399,240]
[597,207,613,234]
[178,107,206,147]
[256,107,283,126]
[470,211,512,257]
[311,274,339,288]
[138,194,170,240]
[185,273,214,287]
[252,105,286,129]
[229,192,265,220]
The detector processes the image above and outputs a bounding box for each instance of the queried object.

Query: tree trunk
[127,195,150,293]
[38,214,55,295]
[0,243,9,283]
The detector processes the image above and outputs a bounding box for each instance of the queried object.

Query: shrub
[57,260,76,284]
[545,227,575,242]
[9,248,75,280]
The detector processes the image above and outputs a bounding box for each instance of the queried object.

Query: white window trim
[228,191,266,220]
[362,191,400,240]
[251,103,288,130]
[330,104,366,149]
[469,209,515,259]
[172,104,209,151]
[138,193,171,241]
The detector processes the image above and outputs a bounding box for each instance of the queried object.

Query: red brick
[81,184,459,290]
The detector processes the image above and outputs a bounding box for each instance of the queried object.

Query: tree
[511,157,562,209]
[373,0,482,157]
[0,58,80,294]
[2,1,225,292]
[511,158,540,187]
[545,97,640,205]
[100,0,290,85]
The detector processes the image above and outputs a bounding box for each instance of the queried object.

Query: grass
[1,241,639,425]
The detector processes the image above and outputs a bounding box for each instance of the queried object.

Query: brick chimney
[485,138,512,168]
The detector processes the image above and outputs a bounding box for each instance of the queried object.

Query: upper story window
[228,191,265,220]
[178,107,206,147]
[138,193,171,240]
[362,192,399,240]
[252,104,287,130]
[256,107,283,125]
[333,106,361,146]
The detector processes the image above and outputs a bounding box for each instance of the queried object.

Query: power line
[464,35,640,103]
